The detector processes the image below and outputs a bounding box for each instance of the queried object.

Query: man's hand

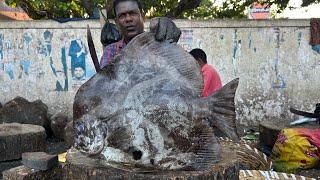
[150,17,181,43]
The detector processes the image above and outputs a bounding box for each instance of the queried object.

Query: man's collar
[119,39,126,48]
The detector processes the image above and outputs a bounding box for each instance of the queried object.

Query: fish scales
[73,32,239,170]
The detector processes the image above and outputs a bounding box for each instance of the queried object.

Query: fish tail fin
[206,78,239,141]
[191,123,220,171]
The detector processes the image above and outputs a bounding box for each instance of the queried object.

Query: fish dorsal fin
[121,32,203,95]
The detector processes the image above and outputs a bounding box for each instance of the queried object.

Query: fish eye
[132,150,142,160]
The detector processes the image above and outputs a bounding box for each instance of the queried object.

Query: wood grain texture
[0,123,46,161]
[63,145,240,180]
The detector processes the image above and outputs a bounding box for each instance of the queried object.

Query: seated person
[190,48,222,97]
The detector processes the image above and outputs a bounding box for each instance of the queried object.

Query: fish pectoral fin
[107,126,132,149]
[190,124,220,171]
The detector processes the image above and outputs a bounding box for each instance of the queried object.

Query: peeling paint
[248,32,252,49]
[272,28,286,89]
[232,29,241,76]
[297,32,302,47]
[179,29,193,51]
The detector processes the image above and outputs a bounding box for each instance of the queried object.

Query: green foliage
[141,0,179,17]
[4,0,320,20]
[5,0,105,19]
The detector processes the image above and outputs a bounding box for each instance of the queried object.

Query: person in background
[100,0,181,68]
[190,48,222,97]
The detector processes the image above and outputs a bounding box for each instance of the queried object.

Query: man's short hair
[190,48,207,64]
[113,0,143,16]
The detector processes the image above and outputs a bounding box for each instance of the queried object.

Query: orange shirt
[201,64,222,97]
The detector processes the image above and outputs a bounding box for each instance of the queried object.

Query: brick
[22,152,58,171]
[0,123,46,161]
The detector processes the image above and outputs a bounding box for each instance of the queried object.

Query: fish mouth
[128,146,143,161]
[79,141,105,156]
[74,114,108,155]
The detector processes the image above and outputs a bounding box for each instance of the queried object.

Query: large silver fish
[73,32,239,171]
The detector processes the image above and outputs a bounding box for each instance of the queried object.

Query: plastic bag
[100,12,121,47]
[271,128,320,173]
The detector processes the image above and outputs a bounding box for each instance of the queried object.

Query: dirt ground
[295,164,320,179]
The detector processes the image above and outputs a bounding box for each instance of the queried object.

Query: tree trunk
[63,145,240,180]
[0,123,46,162]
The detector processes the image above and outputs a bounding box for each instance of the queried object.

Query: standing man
[100,0,181,68]
[190,48,222,97]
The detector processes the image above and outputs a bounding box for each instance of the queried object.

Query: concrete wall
[0,19,319,130]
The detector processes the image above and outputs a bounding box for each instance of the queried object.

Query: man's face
[115,1,144,43]
[74,67,85,79]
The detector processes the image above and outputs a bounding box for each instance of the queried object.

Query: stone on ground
[0,123,46,161]
[63,121,74,147]
[0,97,50,130]
[50,113,70,140]
[22,152,58,171]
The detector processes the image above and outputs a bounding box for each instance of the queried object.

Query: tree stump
[2,165,63,180]
[63,145,240,180]
[0,123,46,161]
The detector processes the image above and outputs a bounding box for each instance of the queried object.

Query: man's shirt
[100,39,126,68]
[201,64,222,97]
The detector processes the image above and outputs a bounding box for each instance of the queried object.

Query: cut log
[0,123,46,161]
[2,165,63,180]
[22,152,58,171]
[63,145,240,180]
